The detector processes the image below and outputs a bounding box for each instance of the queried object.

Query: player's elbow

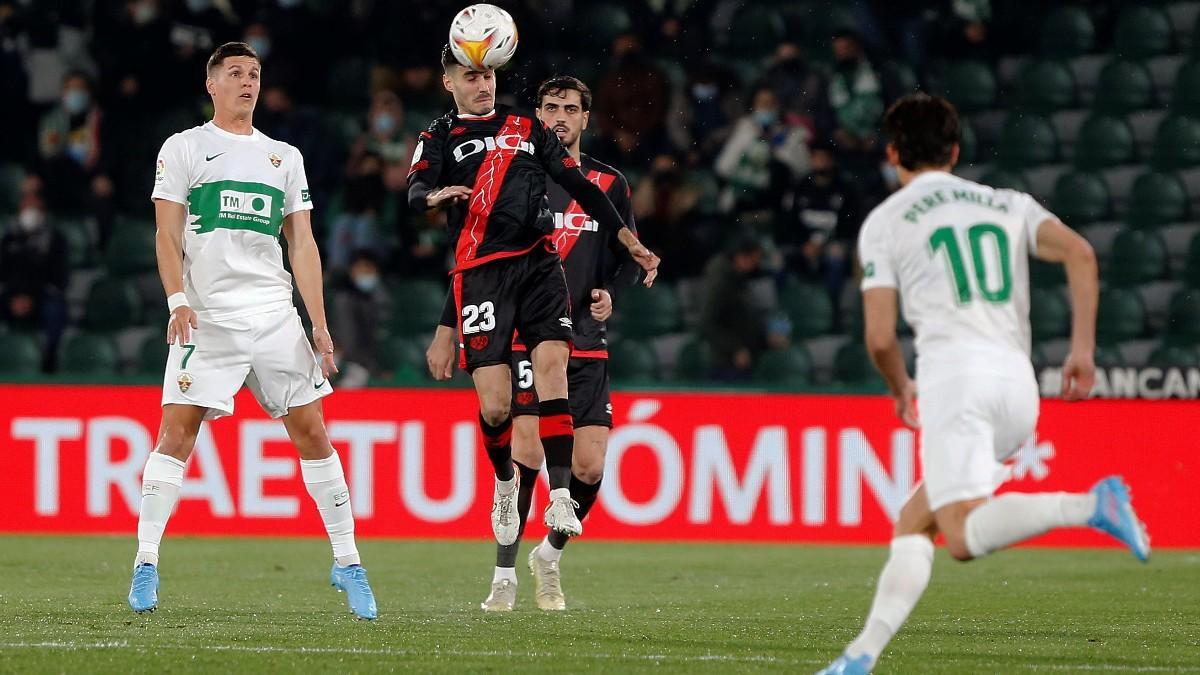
[865,330,897,361]
[1065,236,1097,270]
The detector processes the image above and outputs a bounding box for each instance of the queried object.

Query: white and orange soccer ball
[449,4,519,71]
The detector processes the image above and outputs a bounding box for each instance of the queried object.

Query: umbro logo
[205,153,225,162]
[559,317,573,328]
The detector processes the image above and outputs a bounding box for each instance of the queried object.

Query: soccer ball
[449,4,519,71]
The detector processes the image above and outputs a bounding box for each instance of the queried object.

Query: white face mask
[18,209,44,233]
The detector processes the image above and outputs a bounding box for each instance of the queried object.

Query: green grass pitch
[0,536,1196,673]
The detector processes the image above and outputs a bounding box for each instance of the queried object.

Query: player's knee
[943,534,975,562]
[293,424,331,457]
[155,424,194,461]
[480,404,511,427]
[573,463,603,485]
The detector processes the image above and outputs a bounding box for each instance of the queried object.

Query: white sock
[300,454,360,567]
[493,566,517,584]
[538,536,563,561]
[135,452,186,568]
[965,492,1096,558]
[846,535,935,665]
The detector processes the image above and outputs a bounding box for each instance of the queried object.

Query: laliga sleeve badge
[155,158,165,183]
[177,372,194,393]
[268,152,282,168]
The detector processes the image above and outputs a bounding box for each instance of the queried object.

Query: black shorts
[511,352,613,428]
[454,246,573,372]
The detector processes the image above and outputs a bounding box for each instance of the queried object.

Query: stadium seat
[376,335,426,382]
[779,282,833,339]
[1167,288,1200,341]
[57,219,93,268]
[610,284,682,338]
[1186,233,1200,287]
[1095,344,1126,368]
[1171,60,1200,115]
[0,332,42,376]
[1051,170,1110,226]
[1030,259,1067,288]
[1127,170,1188,227]
[942,61,997,113]
[1040,6,1095,58]
[1020,60,1076,112]
[727,7,785,59]
[979,168,1031,193]
[832,340,883,389]
[1096,59,1155,113]
[1114,6,1174,59]
[1074,114,1136,169]
[674,335,713,381]
[959,120,978,165]
[388,280,447,337]
[1108,228,1169,285]
[998,114,1057,168]
[1148,342,1200,366]
[753,345,812,387]
[59,332,120,376]
[1152,115,1200,169]
[1031,287,1071,342]
[0,162,25,211]
[607,340,659,382]
[135,333,170,376]
[1097,288,1147,343]
[83,277,142,332]
[104,227,157,277]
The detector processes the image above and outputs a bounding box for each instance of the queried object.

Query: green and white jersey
[151,121,313,322]
[858,171,1054,386]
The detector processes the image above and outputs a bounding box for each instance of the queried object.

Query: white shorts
[918,371,1039,511]
[161,306,332,421]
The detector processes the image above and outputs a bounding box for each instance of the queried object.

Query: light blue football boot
[128,563,159,614]
[1087,476,1151,562]
[816,652,872,675]
[331,563,378,620]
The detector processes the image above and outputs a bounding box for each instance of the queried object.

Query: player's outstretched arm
[1035,217,1098,400]
[556,169,660,285]
[283,210,338,378]
[863,287,918,428]
[153,198,197,345]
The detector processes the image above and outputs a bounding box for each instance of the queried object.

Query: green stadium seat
[1186,234,1200,287]
[607,340,658,383]
[1030,287,1071,342]
[779,282,833,339]
[728,7,785,59]
[1171,60,1200,115]
[1040,7,1095,58]
[753,345,812,387]
[1030,259,1067,288]
[104,227,157,277]
[832,340,883,389]
[0,332,42,376]
[1019,60,1076,112]
[1095,344,1126,368]
[1108,228,1169,285]
[942,61,997,113]
[376,335,426,382]
[1051,170,1110,226]
[577,5,632,50]
[998,114,1057,167]
[1152,115,1200,169]
[56,220,93,268]
[0,162,25,211]
[1097,288,1147,343]
[612,285,682,339]
[1148,342,1200,367]
[1075,114,1136,168]
[978,168,1031,193]
[1167,289,1200,342]
[83,277,142,332]
[1114,6,1174,59]
[674,335,713,381]
[1127,170,1188,227]
[59,332,120,376]
[959,120,977,165]
[136,333,170,375]
[388,280,447,337]
[1096,59,1155,114]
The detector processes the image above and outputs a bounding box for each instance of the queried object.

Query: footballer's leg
[483,414,542,612]
[472,363,523,546]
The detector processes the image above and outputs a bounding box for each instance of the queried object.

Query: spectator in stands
[327,151,387,272]
[682,61,742,161]
[592,34,675,166]
[0,193,69,372]
[778,141,865,326]
[931,0,992,62]
[701,236,773,381]
[331,249,389,387]
[764,42,823,124]
[715,84,810,214]
[349,90,416,193]
[825,30,884,156]
[633,154,709,277]
[256,83,339,198]
[38,72,115,217]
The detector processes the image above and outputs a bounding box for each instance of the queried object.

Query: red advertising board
[1,385,1195,547]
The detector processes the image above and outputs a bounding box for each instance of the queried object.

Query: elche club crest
[268,152,282,168]
[177,372,194,393]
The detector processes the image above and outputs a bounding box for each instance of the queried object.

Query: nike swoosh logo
[334,499,349,508]
[205,153,225,161]
[314,380,326,389]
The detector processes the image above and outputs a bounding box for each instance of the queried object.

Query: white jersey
[151,121,312,322]
[858,171,1054,386]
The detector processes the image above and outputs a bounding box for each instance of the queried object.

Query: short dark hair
[882,93,961,171]
[441,43,458,71]
[536,75,592,112]
[207,42,259,75]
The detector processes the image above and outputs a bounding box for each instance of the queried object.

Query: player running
[128,42,376,620]
[818,94,1149,674]
[426,76,639,611]
[407,49,658,559]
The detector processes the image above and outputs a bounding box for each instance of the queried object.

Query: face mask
[753,110,778,127]
[18,209,44,233]
[691,83,718,101]
[185,0,211,13]
[246,36,271,61]
[372,112,397,135]
[881,164,899,186]
[353,275,379,293]
[62,90,90,115]
[132,1,158,25]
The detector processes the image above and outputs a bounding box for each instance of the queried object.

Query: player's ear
[205,76,215,98]
[885,143,900,167]
[442,72,453,94]
[535,106,544,123]
[949,143,960,169]
[581,110,590,131]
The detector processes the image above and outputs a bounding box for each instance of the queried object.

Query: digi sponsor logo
[220,190,273,222]
[452,134,535,163]
[553,211,598,233]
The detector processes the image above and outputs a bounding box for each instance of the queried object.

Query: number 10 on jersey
[929,223,1013,304]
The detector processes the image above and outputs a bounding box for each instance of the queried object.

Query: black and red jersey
[408,104,577,272]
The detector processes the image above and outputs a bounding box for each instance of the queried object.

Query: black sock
[496,461,539,568]
[539,398,573,490]
[548,475,602,550]
[479,413,514,481]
